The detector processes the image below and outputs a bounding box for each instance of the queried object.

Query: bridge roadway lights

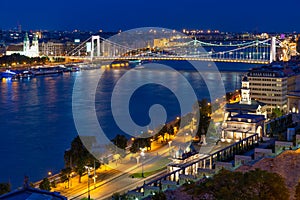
[64,55,270,64]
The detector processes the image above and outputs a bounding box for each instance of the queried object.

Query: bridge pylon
[270,37,276,63]
[91,35,100,60]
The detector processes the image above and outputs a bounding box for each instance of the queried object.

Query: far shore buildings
[5,33,67,57]
[6,33,39,57]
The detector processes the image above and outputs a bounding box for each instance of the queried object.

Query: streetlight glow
[140,148,146,178]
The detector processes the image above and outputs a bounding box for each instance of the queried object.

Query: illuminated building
[287,91,300,113]
[6,33,39,57]
[225,76,267,119]
[39,41,65,56]
[223,76,266,141]
[247,65,300,112]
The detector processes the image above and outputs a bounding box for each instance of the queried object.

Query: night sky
[1,0,299,32]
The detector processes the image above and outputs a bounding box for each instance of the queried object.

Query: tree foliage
[269,108,283,119]
[60,167,72,188]
[112,192,129,200]
[0,53,48,66]
[0,183,10,195]
[184,169,289,200]
[112,134,128,150]
[64,136,100,183]
[151,191,167,200]
[39,178,51,191]
[196,99,212,136]
[129,137,151,153]
[295,181,300,200]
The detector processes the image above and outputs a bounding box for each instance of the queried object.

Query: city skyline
[1,0,299,32]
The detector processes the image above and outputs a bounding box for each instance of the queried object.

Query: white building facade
[6,33,39,57]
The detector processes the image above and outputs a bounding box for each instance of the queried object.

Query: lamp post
[168,141,172,155]
[184,132,189,143]
[93,160,97,189]
[70,172,74,187]
[85,166,92,200]
[140,148,145,178]
[48,171,52,185]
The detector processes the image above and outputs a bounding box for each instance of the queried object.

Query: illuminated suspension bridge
[65,35,279,64]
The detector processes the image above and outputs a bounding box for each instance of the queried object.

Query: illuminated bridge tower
[270,36,277,63]
[91,35,100,60]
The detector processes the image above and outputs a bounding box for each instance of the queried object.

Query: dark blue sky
[1,0,299,32]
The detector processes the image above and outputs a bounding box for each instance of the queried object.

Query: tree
[64,136,100,183]
[151,191,167,200]
[185,169,289,200]
[129,137,151,153]
[297,39,300,54]
[60,167,72,188]
[269,108,283,119]
[39,178,51,191]
[196,99,212,137]
[167,125,174,136]
[112,134,128,150]
[0,183,10,195]
[112,192,129,200]
[245,169,289,200]
[295,181,300,200]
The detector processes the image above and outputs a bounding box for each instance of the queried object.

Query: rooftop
[247,64,300,78]
[6,44,23,52]
[226,100,266,113]
[0,187,67,200]
[287,90,300,98]
[227,113,265,123]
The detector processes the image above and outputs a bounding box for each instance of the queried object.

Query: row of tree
[0,54,49,66]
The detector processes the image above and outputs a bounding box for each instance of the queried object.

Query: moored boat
[30,67,63,76]
[1,70,17,78]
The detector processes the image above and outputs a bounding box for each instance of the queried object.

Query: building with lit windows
[39,41,65,56]
[225,76,267,119]
[247,65,300,112]
[6,33,39,57]
[222,114,265,142]
[223,76,266,141]
[287,91,300,113]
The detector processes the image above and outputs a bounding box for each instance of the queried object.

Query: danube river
[0,61,259,188]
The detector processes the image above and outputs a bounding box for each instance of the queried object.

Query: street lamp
[184,132,189,143]
[140,148,146,178]
[70,172,74,187]
[85,166,93,200]
[168,141,172,155]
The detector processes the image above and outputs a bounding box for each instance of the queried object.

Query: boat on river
[30,67,63,76]
[1,70,17,78]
